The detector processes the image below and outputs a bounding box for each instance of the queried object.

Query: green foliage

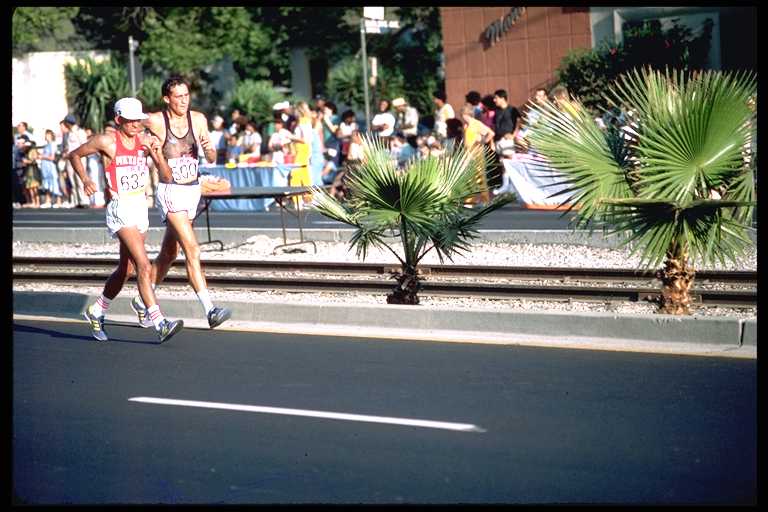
[136,75,166,113]
[312,139,514,303]
[556,18,714,115]
[12,7,83,55]
[64,56,131,131]
[229,80,286,127]
[527,68,756,270]
[325,56,408,113]
[326,57,366,111]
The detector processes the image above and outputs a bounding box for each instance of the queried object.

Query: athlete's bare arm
[139,132,173,182]
[192,111,216,164]
[68,134,115,195]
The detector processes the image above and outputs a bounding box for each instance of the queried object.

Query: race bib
[168,155,199,184]
[116,161,149,195]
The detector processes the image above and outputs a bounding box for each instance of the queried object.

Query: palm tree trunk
[656,243,695,315]
[388,219,421,304]
[387,266,421,305]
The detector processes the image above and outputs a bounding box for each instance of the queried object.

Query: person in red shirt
[68,97,184,343]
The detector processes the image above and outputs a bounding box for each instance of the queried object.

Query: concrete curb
[12,227,631,248]
[14,291,754,356]
[12,227,757,248]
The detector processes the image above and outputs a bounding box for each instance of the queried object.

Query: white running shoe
[130,297,154,328]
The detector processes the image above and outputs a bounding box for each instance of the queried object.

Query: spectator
[12,123,31,207]
[491,89,523,141]
[225,132,242,164]
[432,90,455,140]
[392,97,419,137]
[320,147,339,185]
[397,134,419,169]
[267,117,295,164]
[460,105,494,206]
[465,90,483,119]
[329,129,364,201]
[38,129,62,208]
[460,105,495,149]
[324,127,343,168]
[209,115,227,165]
[290,101,314,191]
[524,87,549,129]
[21,141,41,208]
[273,101,297,133]
[338,109,357,165]
[479,94,496,129]
[444,118,464,152]
[228,108,242,135]
[240,121,262,161]
[370,99,395,144]
[302,106,327,186]
[60,114,89,208]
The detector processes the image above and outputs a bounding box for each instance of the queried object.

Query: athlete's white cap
[114,97,149,120]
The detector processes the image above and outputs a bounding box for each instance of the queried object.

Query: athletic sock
[147,305,166,329]
[196,289,215,316]
[91,295,111,317]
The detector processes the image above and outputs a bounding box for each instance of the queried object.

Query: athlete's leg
[151,225,181,286]
[116,226,159,309]
[164,210,207,293]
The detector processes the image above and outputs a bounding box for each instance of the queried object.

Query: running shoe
[157,318,184,344]
[130,296,154,328]
[83,305,108,342]
[207,307,232,329]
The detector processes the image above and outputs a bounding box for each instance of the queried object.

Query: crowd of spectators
[12,83,601,209]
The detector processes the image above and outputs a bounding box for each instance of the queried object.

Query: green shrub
[64,55,131,131]
[229,79,286,127]
[556,18,713,116]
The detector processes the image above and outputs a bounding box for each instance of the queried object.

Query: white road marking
[129,396,485,432]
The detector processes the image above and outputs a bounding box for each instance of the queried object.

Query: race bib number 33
[169,156,199,184]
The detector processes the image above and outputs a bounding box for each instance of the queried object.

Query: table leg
[195,198,225,251]
[271,194,317,254]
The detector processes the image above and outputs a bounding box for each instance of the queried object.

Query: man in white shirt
[208,115,227,164]
[432,90,455,140]
[60,114,89,207]
[392,97,419,137]
[371,99,396,144]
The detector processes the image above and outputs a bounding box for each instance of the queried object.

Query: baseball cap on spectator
[391,97,406,107]
[62,114,77,125]
[114,97,149,120]
[273,101,290,110]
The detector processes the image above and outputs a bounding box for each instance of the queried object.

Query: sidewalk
[13,290,756,359]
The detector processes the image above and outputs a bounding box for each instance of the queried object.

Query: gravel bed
[12,239,757,320]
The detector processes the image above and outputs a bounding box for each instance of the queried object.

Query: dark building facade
[441,6,591,110]
[440,6,756,110]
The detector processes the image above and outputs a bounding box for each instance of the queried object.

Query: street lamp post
[128,36,139,96]
[360,18,371,133]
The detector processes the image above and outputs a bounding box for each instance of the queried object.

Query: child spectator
[38,129,62,208]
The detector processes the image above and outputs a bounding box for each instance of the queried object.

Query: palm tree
[526,67,756,315]
[312,138,515,304]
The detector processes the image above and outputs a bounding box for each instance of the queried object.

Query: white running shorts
[105,193,149,238]
[156,182,202,223]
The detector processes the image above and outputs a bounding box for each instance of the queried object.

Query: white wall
[12,51,108,144]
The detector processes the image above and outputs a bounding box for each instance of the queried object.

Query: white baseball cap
[114,97,149,120]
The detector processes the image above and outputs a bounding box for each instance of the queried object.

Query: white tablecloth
[501,153,574,210]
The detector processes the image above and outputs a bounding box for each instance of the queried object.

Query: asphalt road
[12,204,577,231]
[13,319,756,505]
